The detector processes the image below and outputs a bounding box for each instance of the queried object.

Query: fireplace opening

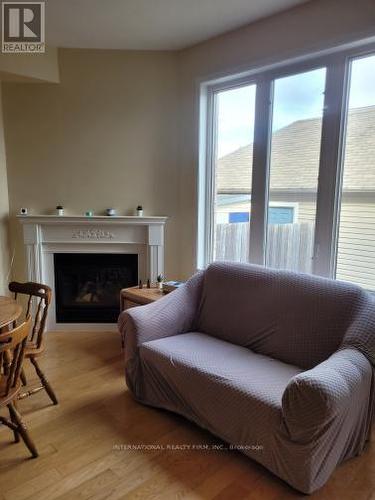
[54,253,138,323]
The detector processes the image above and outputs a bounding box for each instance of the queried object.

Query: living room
[0,0,374,498]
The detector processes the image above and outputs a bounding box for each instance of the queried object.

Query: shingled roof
[217,106,375,193]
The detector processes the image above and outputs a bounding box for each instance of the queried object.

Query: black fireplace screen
[54,253,138,323]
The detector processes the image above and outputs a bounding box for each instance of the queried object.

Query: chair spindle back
[0,317,31,398]
[8,282,52,349]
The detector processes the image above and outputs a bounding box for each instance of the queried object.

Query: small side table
[120,286,164,312]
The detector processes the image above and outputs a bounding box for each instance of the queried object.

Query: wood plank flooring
[0,330,374,499]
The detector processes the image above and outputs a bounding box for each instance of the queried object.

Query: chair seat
[140,332,302,441]
[25,342,45,357]
[0,379,21,406]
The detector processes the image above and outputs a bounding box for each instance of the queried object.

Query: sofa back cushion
[197,262,363,369]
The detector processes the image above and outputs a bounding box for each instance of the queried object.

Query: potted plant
[156,274,163,290]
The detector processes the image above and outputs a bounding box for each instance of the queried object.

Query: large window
[266,68,326,273]
[199,44,375,291]
[213,84,256,263]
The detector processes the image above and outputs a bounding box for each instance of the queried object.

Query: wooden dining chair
[9,282,58,406]
[0,316,38,458]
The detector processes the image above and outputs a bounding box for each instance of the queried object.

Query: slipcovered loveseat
[118,262,375,493]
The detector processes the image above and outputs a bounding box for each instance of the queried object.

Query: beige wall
[0,46,59,82]
[178,0,375,278]
[0,85,10,294]
[2,49,181,281]
[0,48,59,294]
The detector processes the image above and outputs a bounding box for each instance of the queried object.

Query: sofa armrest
[119,272,204,397]
[343,293,375,366]
[118,271,204,349]
[282,348,372,443]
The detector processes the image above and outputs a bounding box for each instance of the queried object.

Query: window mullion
[313,56,349,277]
[197,87,216,269]
[249,78,273,265]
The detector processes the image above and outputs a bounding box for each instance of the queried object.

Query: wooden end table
[120,286,164,312]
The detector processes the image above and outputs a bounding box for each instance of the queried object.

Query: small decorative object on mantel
[156,274,163,290]
[85,210,94,217]
[136,205,143,217]
[106,208,116,216]
[139,280,143,289]
[56,205,64,216]
[147,279,150,289]
[19,208,28,215]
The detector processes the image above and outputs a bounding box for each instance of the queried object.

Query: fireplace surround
[18,215,167,330]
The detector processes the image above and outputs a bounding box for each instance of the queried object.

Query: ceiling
[45,0,310,51]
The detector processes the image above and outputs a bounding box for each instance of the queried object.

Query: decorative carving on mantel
[72,229,115,240]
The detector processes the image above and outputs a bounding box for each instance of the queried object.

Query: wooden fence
[215,222,315,273]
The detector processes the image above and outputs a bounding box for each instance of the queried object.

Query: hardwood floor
[0,330,374,500]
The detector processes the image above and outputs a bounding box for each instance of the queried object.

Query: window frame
[198,40,375,282]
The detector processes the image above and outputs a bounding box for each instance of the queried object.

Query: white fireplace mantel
[18,215,168,330]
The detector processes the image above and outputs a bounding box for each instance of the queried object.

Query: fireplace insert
[54,253,138,323]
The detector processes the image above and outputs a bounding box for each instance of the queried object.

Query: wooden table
[120,286,164,311]
[0,296,22,330]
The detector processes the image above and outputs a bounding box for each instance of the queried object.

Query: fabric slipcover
[118,262,375,493]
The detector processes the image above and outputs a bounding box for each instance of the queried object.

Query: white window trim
[198,39,375,278]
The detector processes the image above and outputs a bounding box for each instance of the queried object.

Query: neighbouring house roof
[217,106,375,193]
